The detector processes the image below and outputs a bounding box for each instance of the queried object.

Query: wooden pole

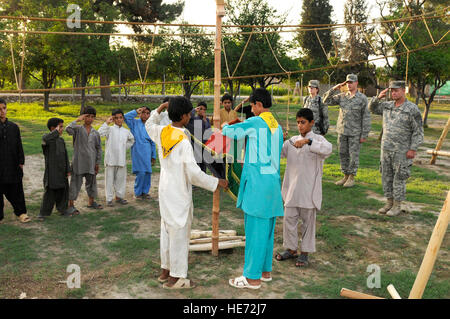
[430,116,450,164]
[409,190,450,299]
[387,284,402,299]
[427,150,450,157]
[212,0,225,257]
[340,288,384,299]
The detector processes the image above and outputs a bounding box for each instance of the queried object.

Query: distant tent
[431,81,450,96]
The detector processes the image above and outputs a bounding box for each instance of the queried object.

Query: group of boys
[0,74,424,291]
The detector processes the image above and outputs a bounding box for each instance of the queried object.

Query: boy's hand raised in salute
[76,114,87,122]
[156,102,169,114]
[106,116,114,125]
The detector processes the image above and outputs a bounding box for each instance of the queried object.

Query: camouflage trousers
[380,150,413,201]
[337,134,361,175]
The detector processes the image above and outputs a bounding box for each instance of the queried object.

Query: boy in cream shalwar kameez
[145,97,227,289]
[98,109,134,206]
[276,108,332,267]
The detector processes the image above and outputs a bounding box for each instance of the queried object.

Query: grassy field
[0,99,449,299]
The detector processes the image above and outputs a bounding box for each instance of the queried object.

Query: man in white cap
[368,80,423,216]
[323,74,371,187]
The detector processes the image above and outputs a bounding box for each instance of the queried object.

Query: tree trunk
[43,91,50,111]
[100,73,112,101]
[80,72,88,115]
[422,102,430,127]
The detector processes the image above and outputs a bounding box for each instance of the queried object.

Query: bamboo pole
[427,150,450,157]
[340,288,384,299]
[190,235,244,244]
[408,190,450,299]
[430,116,450,164]
[387,284,402,299]
[212,0,226,257]
[190,239,246,252]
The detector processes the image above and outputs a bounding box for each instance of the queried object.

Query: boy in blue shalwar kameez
[124,107,157,199]
[223,88,284,290]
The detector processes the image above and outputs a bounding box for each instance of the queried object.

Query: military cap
[346,74,358,82]
[389,80,406,89]
[308,80,320,88]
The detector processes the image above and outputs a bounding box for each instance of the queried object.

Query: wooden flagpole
[212,0,226,257]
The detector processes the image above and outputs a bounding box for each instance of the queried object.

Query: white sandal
[260,276,272,282]
[229,276,261,289]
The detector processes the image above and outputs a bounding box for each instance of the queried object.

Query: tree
[343,0,377,87]
[296,0,334,83]
[375,0,449,126]
[152,25,214,99]
[224,0,296,99]
[0,0,72,109]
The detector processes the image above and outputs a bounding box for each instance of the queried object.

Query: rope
[422,10,436,44]
[231,28,254,78]
[221,37,231,78]
[19,19,27,102]
[131,38,144,93]
[143,25,157,84]
[265,33,289,73]
[1,39,448,94]
[314,29,336,66]
[0,9,446,28]
[8,35,19,90]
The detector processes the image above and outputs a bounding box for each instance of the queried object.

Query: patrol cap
[346,74,358,82]
[308,80,320,88]
[388,80,406,89]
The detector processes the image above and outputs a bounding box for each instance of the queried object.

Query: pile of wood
[189,230,245,252]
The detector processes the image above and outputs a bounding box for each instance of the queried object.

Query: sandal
[18,214,31,223]
[87,202,103,210]
[115,198,128,205]
[295,254,309,267]
[275,250,298,261]
[163,278,196,290]
[260,276,272,282]
[65,206,80,216]
[229,276,261,290]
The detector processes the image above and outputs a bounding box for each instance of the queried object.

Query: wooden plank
[190,230,237,239]
[190,236,245,244]
[190,239,246,252]
[340,288,384,299]
[430,116,450,164]
[409,191,450,299]
[387,284,402,299]
[427,150,450,157]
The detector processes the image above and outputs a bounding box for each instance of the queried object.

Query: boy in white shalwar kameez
[146,96,228,289]
[275,108,332,267]
[98,109,134,206]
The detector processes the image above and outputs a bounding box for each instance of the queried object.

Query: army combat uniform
[303,80,329,135]
[323,74,371,186]
[368,81,423,216]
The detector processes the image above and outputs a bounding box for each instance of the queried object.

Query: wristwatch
[308,138,313,145]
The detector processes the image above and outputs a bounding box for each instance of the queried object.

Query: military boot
[378,198,393,214]
[387,200,402,216]
[335,174,349,186]
[343,174,355,187]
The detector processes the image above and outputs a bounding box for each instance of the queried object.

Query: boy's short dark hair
[197,101,207,109]
[162,96,170,103]
[47,117,64,131]
[221,93,233,103]
[83,106,97,116]
[0,98,7,106]
[112,108,124,116]
[296,108,314,122]
[168,96,193,122]
[141,106,151,112]
[249,88,272,108]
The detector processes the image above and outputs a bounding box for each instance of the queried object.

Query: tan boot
[387,201,402,216]
[378,198,393,214]
[343,174,355,187]
[335,174,349,186]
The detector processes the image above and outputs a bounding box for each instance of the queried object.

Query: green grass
[0,100,449,299]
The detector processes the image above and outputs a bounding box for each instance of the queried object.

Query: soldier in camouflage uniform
[323,74,371,187]
[368,81,424,216]
[303,80,329,135]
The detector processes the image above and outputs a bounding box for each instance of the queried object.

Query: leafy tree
[224,0,297,97]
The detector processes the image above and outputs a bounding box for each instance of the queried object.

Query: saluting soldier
[323,74,371,187]
[368,80,424,216]
[303,80,329,136]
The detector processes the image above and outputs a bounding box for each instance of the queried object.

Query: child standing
[99,109,134,207]
[38,118,71,220]
[66,106,103,214]
[146,96,228,290]
[223,88,284,290]
[275,108,332,267]
[124,106,157,200]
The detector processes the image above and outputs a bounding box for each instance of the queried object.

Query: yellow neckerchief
[161,125,187,158]
[259,112,279,134]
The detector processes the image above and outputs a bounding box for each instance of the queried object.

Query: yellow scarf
[161,125,187,158]
[259,112,279,134]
